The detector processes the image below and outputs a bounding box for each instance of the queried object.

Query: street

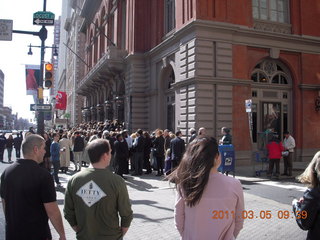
[0,149,308,240]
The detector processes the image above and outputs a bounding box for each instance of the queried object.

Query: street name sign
[30,104,52,111]
[33,11,55,26]
[0,19,13,41]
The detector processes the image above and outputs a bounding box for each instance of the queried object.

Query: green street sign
[33,11,55,26]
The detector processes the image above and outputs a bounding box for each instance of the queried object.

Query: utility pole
[11,0,54,135]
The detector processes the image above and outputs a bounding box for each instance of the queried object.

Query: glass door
[262,102,281,135]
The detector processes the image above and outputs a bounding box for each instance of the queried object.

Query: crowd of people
[1,122,319,240]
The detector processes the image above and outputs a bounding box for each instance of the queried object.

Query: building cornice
[148,19,320,57]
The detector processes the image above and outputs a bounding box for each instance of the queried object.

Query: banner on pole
[25,65,40,103]
[55,91,67,110]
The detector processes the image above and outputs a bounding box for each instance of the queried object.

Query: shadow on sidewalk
[125,177,158,192]
[131,199,174,212]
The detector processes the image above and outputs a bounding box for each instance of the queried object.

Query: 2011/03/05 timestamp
[212,210,307,220]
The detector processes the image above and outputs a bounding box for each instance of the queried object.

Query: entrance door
[262,102,281,135]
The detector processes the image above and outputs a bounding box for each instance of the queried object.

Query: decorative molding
[253,20,291,34]
[299,84,320,90]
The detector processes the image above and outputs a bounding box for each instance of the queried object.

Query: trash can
[218,144,235,177]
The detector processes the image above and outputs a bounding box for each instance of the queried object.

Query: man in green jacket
[64,139,133,240]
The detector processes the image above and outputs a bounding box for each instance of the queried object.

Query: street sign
[30,104,52,111]
[0,19,13,41]
[33,11,55,26]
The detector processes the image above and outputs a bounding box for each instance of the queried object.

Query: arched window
[93,20,99,64]
[100,7,106,57]
[252,0,289,23]
[251,60,289,85]
[164,0,175,33]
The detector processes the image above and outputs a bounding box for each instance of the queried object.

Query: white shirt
[283,135,295,152]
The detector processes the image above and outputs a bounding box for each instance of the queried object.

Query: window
[251,60,289,85]
[252,0,289,23]
[165,0,175,33]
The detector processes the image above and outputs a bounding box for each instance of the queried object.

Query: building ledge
[76,46,127,95]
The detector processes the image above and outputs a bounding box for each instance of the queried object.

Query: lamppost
[104,100,113,120]
[28,44,58,56]
[115,96,124,122]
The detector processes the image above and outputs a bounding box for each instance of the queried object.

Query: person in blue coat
[170,131,185,170]
[50,133,61,187]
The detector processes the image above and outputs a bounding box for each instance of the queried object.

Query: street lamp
[27,43,59,57]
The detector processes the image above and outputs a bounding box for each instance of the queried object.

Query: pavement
[0,148,310,240]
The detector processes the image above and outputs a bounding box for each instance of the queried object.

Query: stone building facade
[64,0,320,163]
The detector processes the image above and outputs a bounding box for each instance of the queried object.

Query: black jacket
[133,136,145,153]
[153,136,165,157]
[170,137,185,163]
[293,187,320,240]
[73,136,85,152]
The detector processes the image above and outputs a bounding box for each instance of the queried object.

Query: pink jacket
[175,172,244,240]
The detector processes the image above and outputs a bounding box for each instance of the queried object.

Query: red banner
[25,65,39,103]
[55,91,67,110]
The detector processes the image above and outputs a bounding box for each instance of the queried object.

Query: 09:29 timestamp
[211,210,307,220]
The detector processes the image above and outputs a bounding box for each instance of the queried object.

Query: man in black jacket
[132,129,145,176]
[170,131,185,169]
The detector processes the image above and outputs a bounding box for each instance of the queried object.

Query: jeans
[73,151,83,171]
[7,148,13,161]
[15,147,21,158]
[52,161,61,184]
[133,152,144,175]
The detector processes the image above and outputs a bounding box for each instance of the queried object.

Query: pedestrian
[153,129,165,176]
[13,132,22,158]
[50,133,62,187]
[64,139,133,240]
[0,132,7,162]
[188,128,197,144]
[198,127,206,136]
[6,134,14,163]
[219,127,232,145]
[282,131,296,176]
[43,132,52,171]
[132,129,145,176]
[143,131,153,174]
[292,151,320,240]
[114,133,129,179]
[168,136,244,239]
[73,131,85,171]
[170,131,185,170]
[0,134,66,240]
[59,134,72,173]
[266,135,284,179]
[164,129,171,150]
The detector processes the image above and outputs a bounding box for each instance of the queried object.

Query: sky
[0,0,62,121]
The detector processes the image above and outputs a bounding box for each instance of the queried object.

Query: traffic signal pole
[13,0,47,135]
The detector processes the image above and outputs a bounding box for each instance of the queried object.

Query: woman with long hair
[168,136,244,240]
[292,151,320,239]
[153,129,165,176]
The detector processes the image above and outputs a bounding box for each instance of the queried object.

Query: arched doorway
[250,59,292,142]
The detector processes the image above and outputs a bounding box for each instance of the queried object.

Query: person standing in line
[292,151,320,240]
[0,134,66,240]
[0,132,7,162]
[73,131,85,172]
[168,136,244,239]
[114,133,129,179]
[132,129,145,176]
[59,134,72,173]
[266,135,284,180]
[170,131,185,170]
[220,127,232,145]
[198,127,206,136]
[164,129,171,151]
[64,139,133,240]
[143,131,153,174]
[13,132,23,159]
[282,131,296,176]
[51,133,62,187]
[6,134,14,163]
[153,129,165,176]
[188,128,197,144]
[43,132,52,171]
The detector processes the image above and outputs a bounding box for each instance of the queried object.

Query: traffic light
[44,63,54,88]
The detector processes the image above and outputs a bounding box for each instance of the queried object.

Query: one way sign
[30,104,52,111]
